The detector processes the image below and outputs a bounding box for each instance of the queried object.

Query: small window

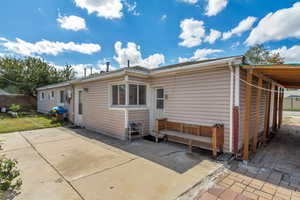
[112,85,126,105]
[78,90,83,115]
[129,84,146,105]
[51,91,55,99]
[60,90,65,103]
[41,92,45,100]
[156,88,164,109]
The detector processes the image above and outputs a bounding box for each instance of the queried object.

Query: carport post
[273,86,279,131]
[243,69,253,160]
[253,78,262,153]
[263,82,272,143]
[278,88,284,129]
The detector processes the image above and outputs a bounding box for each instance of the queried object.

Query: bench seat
[160,130,212,143]
[155,119,224,157]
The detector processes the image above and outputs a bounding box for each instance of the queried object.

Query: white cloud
[179,0,198,4]
[57,15,87,31]
[272,45,300,63]
[222,16,257,40]
[124,1,140,16]
[0,37,101,56]
[74,0,123,19]
[245,2,300,46]
[114,41,165,68]
[178,48,223,62]
[142,54,165,68]
[0,37,8,42]
[0,53,5,57]
[179,18,205,48]
[205,0,228,16]
[160,14,167,21]
[204,29,221,44]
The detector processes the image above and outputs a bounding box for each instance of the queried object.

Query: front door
[75,88,83,126]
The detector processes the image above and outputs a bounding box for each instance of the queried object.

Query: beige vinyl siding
[37,86,74,121]
[238,69,272,150]
[128,76,148,83]
[127,110,150,135]
[150,67,232,152]
[80,78,126,139]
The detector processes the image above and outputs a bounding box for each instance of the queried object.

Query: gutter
[228,62,234,153]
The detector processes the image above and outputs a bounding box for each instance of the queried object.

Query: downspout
[229,62,234,153]
[233,65,240,155]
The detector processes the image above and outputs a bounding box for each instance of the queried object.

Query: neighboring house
[36,56,287,156]
[283,90,300,111]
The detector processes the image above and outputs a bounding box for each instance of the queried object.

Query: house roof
[287,95,300,98]
[37,55,243,91]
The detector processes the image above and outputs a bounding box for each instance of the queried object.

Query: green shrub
[9,104,22,113]
[0,156,22,192]
[0,143,22,197]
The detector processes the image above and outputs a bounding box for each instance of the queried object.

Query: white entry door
[155,88,165,119]
[74,88,83,126]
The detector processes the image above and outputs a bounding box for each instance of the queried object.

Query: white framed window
[112,84,126,105]
[40,92,45,101]
[110,82,147,107]
[156,88,164,110]
[51,91,55,100]
[129,84,146,105]
[59,90,65,104]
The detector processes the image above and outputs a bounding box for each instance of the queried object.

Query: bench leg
[188,140,192,153]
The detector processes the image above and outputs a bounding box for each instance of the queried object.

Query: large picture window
[129,84,146,105]
[111,83,146,106]
[112,85,126,105]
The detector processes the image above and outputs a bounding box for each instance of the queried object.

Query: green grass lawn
[0,113,65,133]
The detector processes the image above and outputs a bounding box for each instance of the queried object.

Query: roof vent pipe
[127,60,130,68]
[106,62,110,72]
[90,67,93,75]
[84,68,87,78]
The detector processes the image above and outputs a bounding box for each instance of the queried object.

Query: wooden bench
[155,119,224,157]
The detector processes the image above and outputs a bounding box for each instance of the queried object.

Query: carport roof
[241,64,300,89]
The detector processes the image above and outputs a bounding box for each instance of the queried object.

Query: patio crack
[19,132,86,200]
[71,157,138,182]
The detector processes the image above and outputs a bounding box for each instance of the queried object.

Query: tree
[0,57,75,96]
[244,44,284,64]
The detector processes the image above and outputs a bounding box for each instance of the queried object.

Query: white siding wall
[81,78,126,139]
[150,67,232,152]
[128,110,150,135]
[37,86,73,121]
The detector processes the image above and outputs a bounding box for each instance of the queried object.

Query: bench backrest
[156,119,220,138]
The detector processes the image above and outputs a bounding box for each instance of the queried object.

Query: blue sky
[0,0,300,76]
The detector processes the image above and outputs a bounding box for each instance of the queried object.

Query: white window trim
[109,80,148,108]
[40,92,45,101]
[50,91,55,100]
[155,88,165,112]
[58,90,65,106]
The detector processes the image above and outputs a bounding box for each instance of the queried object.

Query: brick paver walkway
[195,117,300,200]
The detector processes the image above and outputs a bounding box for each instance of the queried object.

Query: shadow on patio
[68,128,218,174]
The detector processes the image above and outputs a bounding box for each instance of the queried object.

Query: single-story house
[283,90,300,111]
[37,56,299,160]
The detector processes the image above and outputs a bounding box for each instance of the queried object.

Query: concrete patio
[0,127,223,200]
